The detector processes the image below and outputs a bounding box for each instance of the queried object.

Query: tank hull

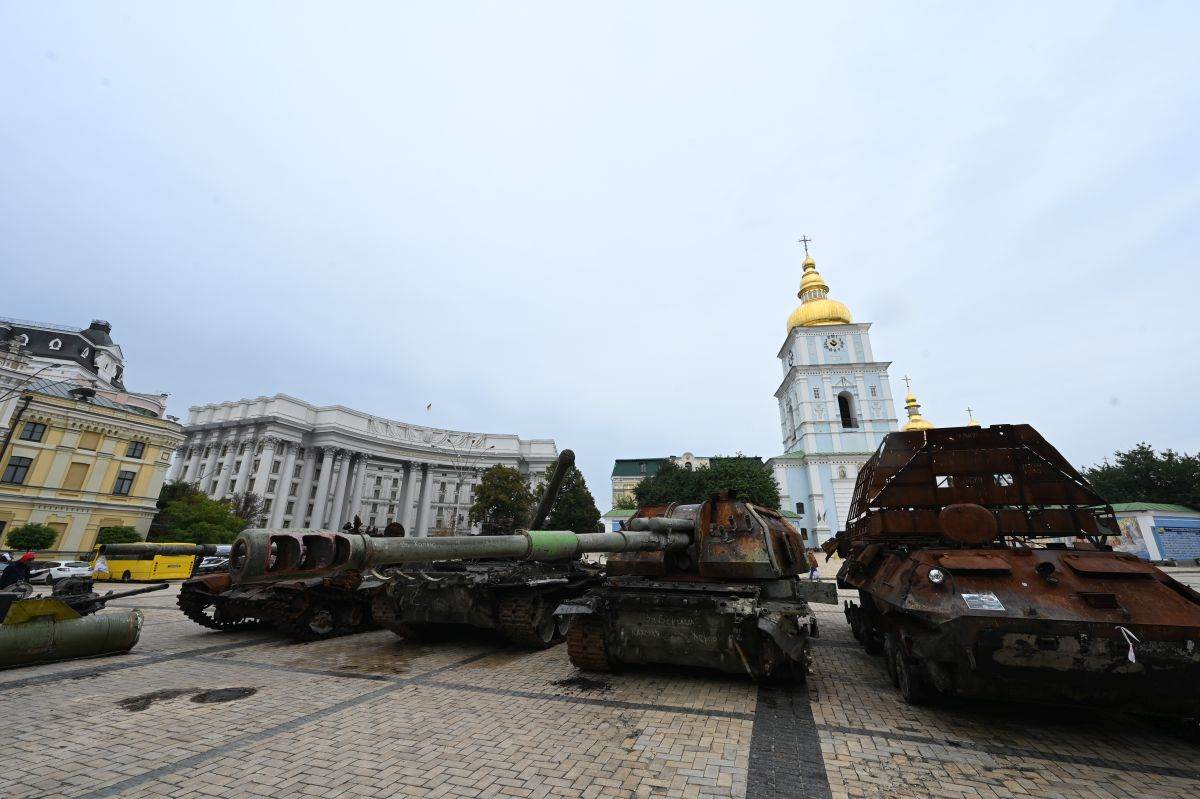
[372,561,601,648]
[559,576,831,680]
[843,547,1200,718]
[177,572,380,641]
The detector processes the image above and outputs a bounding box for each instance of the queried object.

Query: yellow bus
[90,543,211,582]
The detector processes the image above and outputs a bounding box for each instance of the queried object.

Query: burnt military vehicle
[370,450,601,647]
[836,423,1200,717]
[556,493,837,681]
[177,538,380,640]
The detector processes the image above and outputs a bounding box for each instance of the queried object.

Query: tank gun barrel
[626,516,695,533]
[528,449,575,531]
[229,527,690,585]
[98,543,218,557]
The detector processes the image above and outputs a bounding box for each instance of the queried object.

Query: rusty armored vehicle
[556,493,837,681]
[178,540,381,641]
[368,450,603,647]
[836,423,1200,718]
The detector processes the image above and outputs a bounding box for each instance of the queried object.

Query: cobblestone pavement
[4,583,1198,799]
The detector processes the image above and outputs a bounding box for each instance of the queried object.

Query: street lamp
[444,436,494,535]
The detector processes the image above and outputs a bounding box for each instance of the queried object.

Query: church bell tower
[768,240,899,547]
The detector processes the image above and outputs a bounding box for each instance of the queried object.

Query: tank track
[176,588,263,631]
[566,615,611,671]
[268,594,372,642]
[497,594,562,649]
[369,591,446,642]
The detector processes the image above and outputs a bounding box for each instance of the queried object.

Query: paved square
[3,584,1198,799]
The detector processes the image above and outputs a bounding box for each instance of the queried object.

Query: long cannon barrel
[81,583,170,604]
[529,449,574,531]
[229,527,691,585]
[98,543,218,557]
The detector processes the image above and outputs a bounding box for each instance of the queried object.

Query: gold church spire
[787,236,853,331]
[901,376,935,432]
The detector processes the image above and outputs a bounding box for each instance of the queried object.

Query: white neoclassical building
[172,395,559,536]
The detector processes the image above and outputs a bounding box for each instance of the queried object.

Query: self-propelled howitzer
[224,523,690,646]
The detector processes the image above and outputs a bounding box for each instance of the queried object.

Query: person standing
[805,549,821,581]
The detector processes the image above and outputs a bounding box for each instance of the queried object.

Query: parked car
[28,560,93,584]
[197,556,229,575]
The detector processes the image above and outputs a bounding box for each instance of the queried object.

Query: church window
[837,392,858,429]
[870,386,877,397]
[49,338,62,351]
[795,502,805,515]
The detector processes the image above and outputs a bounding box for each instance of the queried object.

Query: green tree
[1084,444,1200,510]
[613,494,639,510]
[6,523,58,551]
[633,461,707,505]
[704,456,781,508]
[97,526,142,545]
[533,460,601,535]
[632,456,781,508]
[225,492,265,524]
[469,464,533,534]
[148,485,249,545]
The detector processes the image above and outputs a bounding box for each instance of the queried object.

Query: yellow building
[0,380,183,552]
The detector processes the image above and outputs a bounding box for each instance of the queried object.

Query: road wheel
[894,645,933,705]
[121,570,132,583]
[498,594,564,649]
[883,631,900,688]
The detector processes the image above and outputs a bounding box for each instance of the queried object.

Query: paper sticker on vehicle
[961,592,1004,611]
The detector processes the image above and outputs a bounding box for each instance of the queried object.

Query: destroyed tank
[1,577,167,668]
[370,449,600,647]
[556,493,838,681]
[835,423,1200,718]
[222,501,693,648]
[176,540,380,641]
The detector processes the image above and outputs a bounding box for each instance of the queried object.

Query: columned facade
[177,394,558,535]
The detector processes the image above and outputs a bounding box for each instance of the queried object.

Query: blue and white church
[767,246,902,547]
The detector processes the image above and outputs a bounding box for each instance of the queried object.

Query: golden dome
[902,391,934,432]
[787,252,852,331]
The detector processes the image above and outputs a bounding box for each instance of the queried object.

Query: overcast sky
[2,3,1197,508]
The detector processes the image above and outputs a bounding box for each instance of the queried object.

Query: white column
[329,451,352,529]
[349,455,370,523]
[311,447,336,528]
[200,439,220,494]
[293,447,318,526]
[269,442,299,528]
[213,435,237,500]
[252,437,278,500]
[414,464,433,537]
[183,445,203,483]
[168,446,187,481]
[399,461,418,532]
[231,438,254,495]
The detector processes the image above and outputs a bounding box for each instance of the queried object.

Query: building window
[289,482,298,497]
[126,441,146,459]
[112,470,136,495]
[286,501,294,514]
[19,422,47,442]
[837,392,858,429]
[639,463,646,474]
[369,516,376,526]
[268,478,277,494]
[282,520,290,528]
[210,481,218,493]
[78,431,101,450]
[373,489,380,498]
[263,498,272,513]
[307,503,314,516]
[375,476,382,486]
[869,385,877,397]
[795,502,805,515]
[271,460,280,474]
[2,456,33,484]
[812,387,821,399]
[293,464,302,478]
[310,486,317,498]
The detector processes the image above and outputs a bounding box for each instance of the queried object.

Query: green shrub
[6,523,58,551]
[97,526,142,545]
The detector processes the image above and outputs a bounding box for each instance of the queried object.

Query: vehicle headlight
[928,568,946,585]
